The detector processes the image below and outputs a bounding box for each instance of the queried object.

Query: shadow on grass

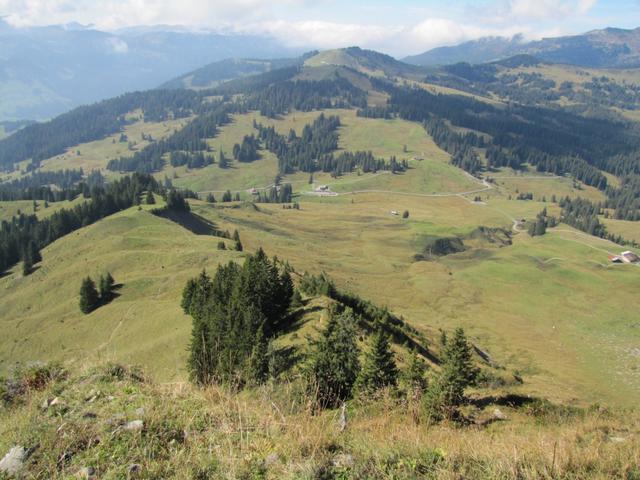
[469,393,538,409]
[154,209,224,236]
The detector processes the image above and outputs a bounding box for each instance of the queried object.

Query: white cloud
[0,0,606,56]
[486,0,598,23]
[106,36,128,54]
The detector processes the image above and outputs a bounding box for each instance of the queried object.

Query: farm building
[609,251,640,263]
[621,251,640,263]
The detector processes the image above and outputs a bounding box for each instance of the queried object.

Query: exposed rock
[76,466,96,479]
[124,420,144,432]
[265,453,279,467]
[134,407,145,417]
[333,453,355,468]
[0,446,27,476]
[492,408,507,421]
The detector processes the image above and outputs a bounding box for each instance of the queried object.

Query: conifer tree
[306,308,360,408]
[401,351,428,396]
[290,289,303,308]
[423,327,477,421]
[99,272,115,301]
[79,276,100,314]
[354,328,398,396]
[22,252,33,276]
[145,190,155,205]
[248,324,269,384]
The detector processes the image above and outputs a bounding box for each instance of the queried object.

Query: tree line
[256,114,407,176]
[0,173,168,275]
[0,90,202,171]
[107,103,233,173]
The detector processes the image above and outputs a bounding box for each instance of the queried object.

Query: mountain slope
[0,19,297,121]
[405,27,640,68]
[159,57,302,90]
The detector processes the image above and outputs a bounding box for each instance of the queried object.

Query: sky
[0,0,638,56]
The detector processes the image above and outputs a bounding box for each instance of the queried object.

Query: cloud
[0,0,607,56]
[0,0,315,28]
[106,36,128,54]
[486,0,598,23]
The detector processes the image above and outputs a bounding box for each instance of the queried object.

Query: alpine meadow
[1,2,640,478]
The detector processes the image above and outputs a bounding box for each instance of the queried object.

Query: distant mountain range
[404,27,640,68]
[0,20,297,121]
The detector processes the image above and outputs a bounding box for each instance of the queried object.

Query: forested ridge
[0,90,204,171]
[0,173,189,275]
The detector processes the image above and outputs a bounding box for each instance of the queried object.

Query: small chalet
[621,251,640,263]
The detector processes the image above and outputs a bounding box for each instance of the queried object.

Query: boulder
[0,446,27,476]
[124,420,144,432]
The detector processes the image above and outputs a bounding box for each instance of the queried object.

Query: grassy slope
[0,197,87,222]
[602,217,640,244]
[169,109,478,196]
[0,202,241,381]
[40,113,190,176]
[2,363,638,479]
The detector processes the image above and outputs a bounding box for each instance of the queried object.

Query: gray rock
[333,453,355,469]
[124,420,144,432]
[492,408,507,421]
[134,407,145,417]
[0,446,27,476]
[265,453,279,467]
[77,466,96,478]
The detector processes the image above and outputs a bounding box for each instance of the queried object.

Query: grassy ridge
[0,362,638,478]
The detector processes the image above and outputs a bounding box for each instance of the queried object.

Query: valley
[1,36,640,478]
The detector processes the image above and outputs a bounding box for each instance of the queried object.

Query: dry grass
[1,362,638,479]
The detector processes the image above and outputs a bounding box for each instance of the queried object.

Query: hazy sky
[0,0,637,55]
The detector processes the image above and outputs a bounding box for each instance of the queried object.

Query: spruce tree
[248,324,269,384]
[145,190,156,205]
[306,308,360,408]
[401,351,428,397]
[22,252,33,276]
[79,276,100,314]
[424,327,477,421]
[99,272,115,301]
[354,328,398,396]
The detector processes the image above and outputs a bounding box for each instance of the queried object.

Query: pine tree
[99,272,115,301]
[306,308,360,409]
[145,190,155,205]
[424,327,477,421]
[233,230,241,242]
[401,351,428,396]
[235,241,243,252]
[354,328,398,396]
[290,289,303,308]
[79,276,100,314]
[217,241,226,250]
[22,252,33,276]
[206,193,216,203]
[248,324,269,384]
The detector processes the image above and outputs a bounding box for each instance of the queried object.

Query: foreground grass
[0,363,638,479]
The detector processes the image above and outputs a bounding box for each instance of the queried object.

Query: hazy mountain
[404,27,640,68]
[0,19,298,121]
[160,57,303,90]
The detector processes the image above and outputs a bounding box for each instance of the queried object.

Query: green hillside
[1,44,640,479]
